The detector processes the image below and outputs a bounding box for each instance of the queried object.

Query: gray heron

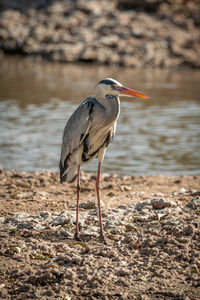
[59,78,149,240]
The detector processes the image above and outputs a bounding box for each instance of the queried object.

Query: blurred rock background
[0,0,199,68]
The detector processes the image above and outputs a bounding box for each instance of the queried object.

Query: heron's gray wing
[60,97,95,167]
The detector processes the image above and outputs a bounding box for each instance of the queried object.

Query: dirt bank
[0,169,200,299]
[0,0,200,68]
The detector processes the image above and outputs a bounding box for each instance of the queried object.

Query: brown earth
[0,169,200,299]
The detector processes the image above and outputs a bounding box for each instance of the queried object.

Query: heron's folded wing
[60,98,94,166]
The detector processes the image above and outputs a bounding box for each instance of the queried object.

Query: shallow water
[0,56,200,175]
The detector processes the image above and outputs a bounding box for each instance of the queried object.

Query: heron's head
[95,78,149,99]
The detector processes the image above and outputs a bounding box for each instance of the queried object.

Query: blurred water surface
[0,56,200,175]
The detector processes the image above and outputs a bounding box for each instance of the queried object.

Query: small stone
[80,201,96,209]
[179,187,187,193]
[0,217,5,225]
[14,246,22,254]
[151,198,176,209]
[133,214,152,222]
[15,192,33,199]
[115,268,129,277]
[187,197,200,209]
[50,215,71,226]
[125,224,138,232]
[189,264,199,274]
[0,283,5,289]
[40,211,50,218]
[120,185,131,192]
[135,201,150,210]
[190,190,200,196]
[107,192,115,197]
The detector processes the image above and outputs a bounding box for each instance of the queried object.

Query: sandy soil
[0,169,200,299]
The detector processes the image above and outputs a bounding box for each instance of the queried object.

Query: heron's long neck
[94,87,120,123]
[103,94,120,124]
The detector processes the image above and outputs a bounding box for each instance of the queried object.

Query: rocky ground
[0,169,200,299]
[0,0,200,68]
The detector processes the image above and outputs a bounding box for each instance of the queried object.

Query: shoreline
[0,169,199,216]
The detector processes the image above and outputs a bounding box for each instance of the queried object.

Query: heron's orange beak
[115,86,149,98]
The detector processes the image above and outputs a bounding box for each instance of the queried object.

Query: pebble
[189,264,199,274]
[187,197,200,209]
[115,268,129,277]
[107,192,115,197]
[178,187,187,194]
[0,217,5,225]
[0,284,5,289]
[40,211,50,218]
[14,246,22,254]
[50,215,72,226]
[151,198,176,209]
[135,201,150,211]
[120,185,132,192]
[80,201,97,209]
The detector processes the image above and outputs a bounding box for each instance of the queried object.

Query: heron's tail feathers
[59,161,77,184]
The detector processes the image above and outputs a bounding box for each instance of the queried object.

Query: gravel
[0,169,200,299]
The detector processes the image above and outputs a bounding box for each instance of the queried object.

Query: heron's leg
[96,161,104,237]
[74,165,80,240]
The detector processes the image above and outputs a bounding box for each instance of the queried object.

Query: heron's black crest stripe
[98,79,116,86]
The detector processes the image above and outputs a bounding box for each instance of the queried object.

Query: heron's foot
[99,232,107,244]
[74,231,80,241]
